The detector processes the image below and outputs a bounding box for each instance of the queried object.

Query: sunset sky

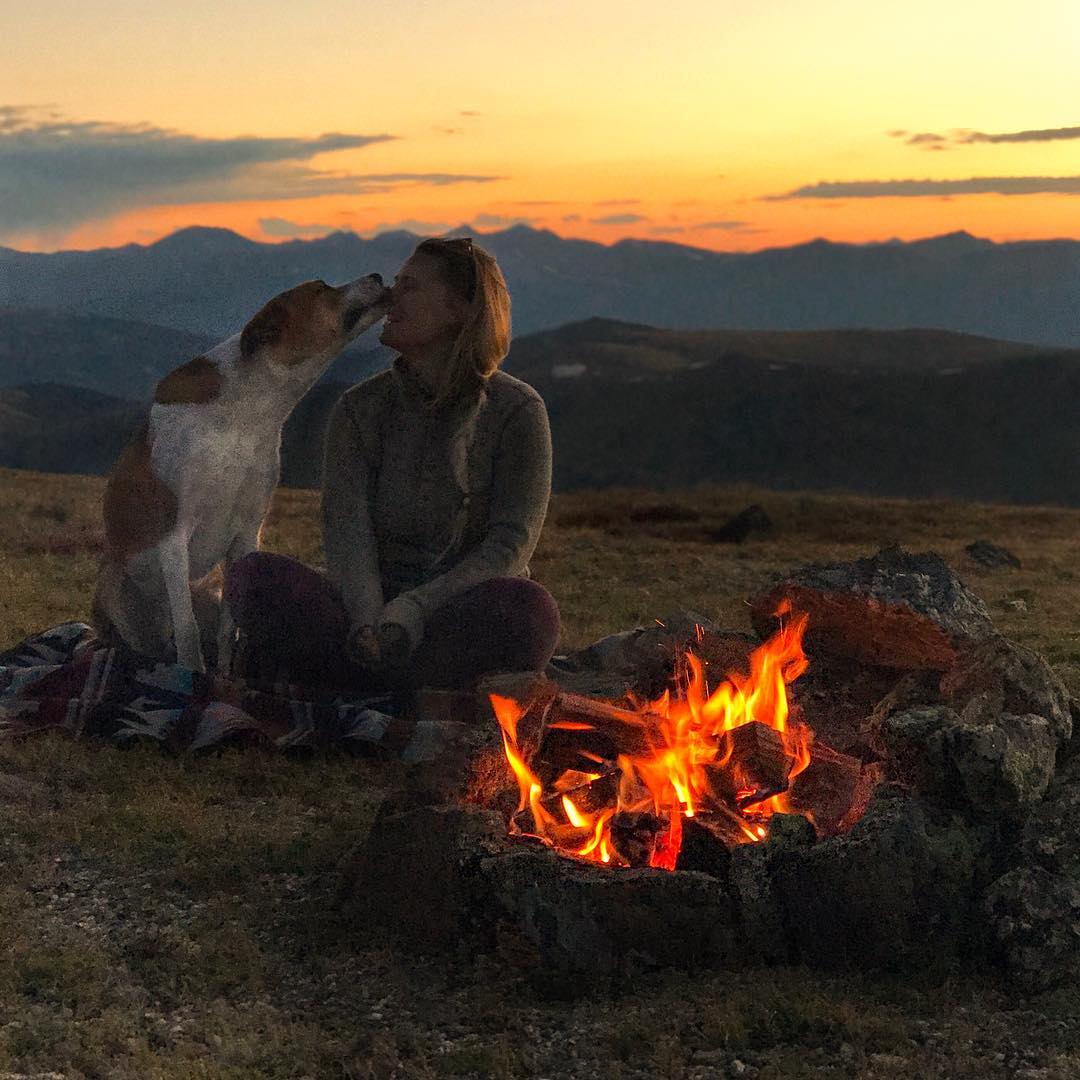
[3,0,1079,253]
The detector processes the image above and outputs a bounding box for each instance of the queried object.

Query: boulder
[751,546,995,670]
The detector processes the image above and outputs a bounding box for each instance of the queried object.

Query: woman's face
[379,252,466,356]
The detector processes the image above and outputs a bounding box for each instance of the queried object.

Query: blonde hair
[415,237,511,403]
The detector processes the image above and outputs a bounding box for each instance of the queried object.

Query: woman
[225,237,560,694]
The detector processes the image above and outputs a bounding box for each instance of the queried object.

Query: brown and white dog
[92,274,390,673]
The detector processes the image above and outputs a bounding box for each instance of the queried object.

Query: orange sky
[3,0,1079,253]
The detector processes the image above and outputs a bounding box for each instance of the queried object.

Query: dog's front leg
[159,532,205,672]
[216,527,261,676]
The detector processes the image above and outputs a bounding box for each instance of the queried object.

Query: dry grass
[1,466,1079,1078]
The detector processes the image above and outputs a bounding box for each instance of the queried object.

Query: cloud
[360,218,456,237]
[894,124,1080,150]
[956,125,1080,145]
[594,198,641,206]
[904,132,949,149]
[562,213,582,223]
[764,176,1080,200]
[469,212,539,228]
[696,219,753,230]
[590,212,647,225]
[259,217,344,239]
[0,106,503,238]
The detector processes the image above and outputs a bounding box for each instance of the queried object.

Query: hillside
[0,469,1078,1076]
[2,321,1076,505]
[0,306,388,399]
[1,225,1079,346]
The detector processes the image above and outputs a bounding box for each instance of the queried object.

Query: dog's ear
[241,297,286,358]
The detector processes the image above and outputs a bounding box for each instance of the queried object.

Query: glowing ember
[492,606,815,871]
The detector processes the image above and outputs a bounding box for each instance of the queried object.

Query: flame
[493,607,815,871]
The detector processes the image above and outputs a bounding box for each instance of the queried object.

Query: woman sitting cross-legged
[224,236,560,696]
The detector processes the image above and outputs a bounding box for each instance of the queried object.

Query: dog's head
[240,274,391,367]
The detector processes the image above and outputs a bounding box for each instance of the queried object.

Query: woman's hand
[375,622,412,672]
[346,624,382,671]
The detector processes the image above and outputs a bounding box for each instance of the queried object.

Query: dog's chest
[151,405,281,555]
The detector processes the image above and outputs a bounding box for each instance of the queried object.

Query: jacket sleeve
[380,394,552,647]
[321,392,385,630]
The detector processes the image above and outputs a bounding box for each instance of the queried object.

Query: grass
[1,465,1079,1078]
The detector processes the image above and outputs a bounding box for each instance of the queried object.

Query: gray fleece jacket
[322,358,553,649]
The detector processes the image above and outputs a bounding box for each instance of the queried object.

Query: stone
[338,803,508,948]
[964,540,1022,570]
[984,866,1080,992]
[875,706,1057,822]
[983,753,1080,990]
[479,844,745,988]
[707,504,774,544]
[751,546,995,670]
[731,788,980,970]
[941,636,1073,743]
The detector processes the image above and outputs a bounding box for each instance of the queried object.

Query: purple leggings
[224,552,560,692]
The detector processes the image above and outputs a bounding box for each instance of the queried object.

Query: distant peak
[150,226,259,251]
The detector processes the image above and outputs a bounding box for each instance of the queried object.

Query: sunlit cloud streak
[0,107,501,236]
[765,176,1080,199]
[893,125,1080,151]
[590,212,647,224]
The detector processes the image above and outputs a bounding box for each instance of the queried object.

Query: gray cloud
[894,124,1080,150]
[360,218,456,237]
[765,176,1080,200]
[956,125,1080,144]
[470,212,538,227]
[905,132,948,148]
[0,106,502,238]
[259,217,343,238]
[696,219,753,230]
[590,213,647,225]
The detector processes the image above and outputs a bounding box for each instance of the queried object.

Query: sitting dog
[92,274,390,673]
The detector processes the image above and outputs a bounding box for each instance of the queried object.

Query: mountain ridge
[1,225,1077,346]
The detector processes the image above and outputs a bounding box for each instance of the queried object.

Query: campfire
[350,549,1076,987]
[488,604,877,870]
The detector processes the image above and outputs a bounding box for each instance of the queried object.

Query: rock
[984,752,1080,991]
[942,636,1072,743]
[984,866,1080,992]
[795,787,982,967]
[875,706,1057,821]
[731,788,980,970]
[707,504,774,544]
[338,803,508,948]
[965,540,1022,570]
[751,546,995,670]
[480,845,745,989]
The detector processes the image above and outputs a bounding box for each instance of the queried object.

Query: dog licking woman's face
[379,251,467,373]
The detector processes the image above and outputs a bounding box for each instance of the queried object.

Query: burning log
[706,720,796,811]
[787,742,878,837]
[531,692,659,777]
[609,811,667,868]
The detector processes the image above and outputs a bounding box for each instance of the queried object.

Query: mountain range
[2,224,1079,346]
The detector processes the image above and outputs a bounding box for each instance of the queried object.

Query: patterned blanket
[0,622,464,761]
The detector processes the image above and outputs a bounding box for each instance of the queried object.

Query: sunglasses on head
[420,236,478,300]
